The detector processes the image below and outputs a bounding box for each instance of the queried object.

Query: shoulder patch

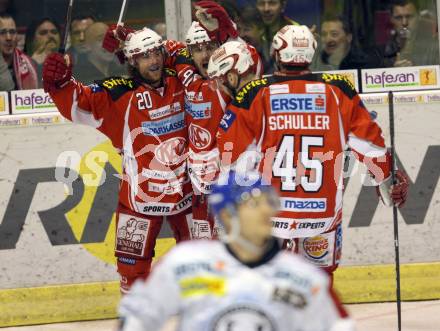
[96,76,137,101]
[320,73,357,98]
[234,78,269,108]
[178,47,191,59]
[164,67,177,77]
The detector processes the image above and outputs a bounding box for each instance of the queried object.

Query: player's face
[391,4,418,31]
[321,21,352,56]
[190,41,218,78]
[256,0,284,26]
[34,21,60,53]
[71,18,94,53]
[0,17,17,57]
[135,48,164,86]
[237,192,278,244]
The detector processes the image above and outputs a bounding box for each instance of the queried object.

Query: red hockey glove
[42,53,72,93]
[163,39,186,68]
[376,169,410,208]
[102,24,134,64]
[164,39,186,57]
[102,24,120,53]
[391,170,410,207]
[194,0,238,44]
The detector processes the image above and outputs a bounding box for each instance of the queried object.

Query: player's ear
[226,71,239,88]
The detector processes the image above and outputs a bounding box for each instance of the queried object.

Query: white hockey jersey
[119,240,354,331]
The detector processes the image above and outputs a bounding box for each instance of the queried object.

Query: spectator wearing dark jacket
[311,15,384,71]
[383,0,439,67]
[256,0,299,72]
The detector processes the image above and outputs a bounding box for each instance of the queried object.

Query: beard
[136,63,163,87]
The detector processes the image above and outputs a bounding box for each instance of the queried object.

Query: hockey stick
[59,0,74,54]
[117,0,130,27]
[388,91,402,331]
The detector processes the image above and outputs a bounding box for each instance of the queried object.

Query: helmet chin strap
[219,211,268,255]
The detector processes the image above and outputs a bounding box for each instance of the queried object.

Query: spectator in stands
[238,6,262,51]
[311,15,384,71]
[383,0,439,67]
[0,14,38,91]
[69,15,95,65]
[74,22,125,84]
[256,0,298,70]
[24,18,61,67]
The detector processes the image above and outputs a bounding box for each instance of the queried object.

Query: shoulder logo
[101,77,135,90]
[235,78,268,103]
[178,48,191,58]
[321,73,355,91]
[165,68,177,76]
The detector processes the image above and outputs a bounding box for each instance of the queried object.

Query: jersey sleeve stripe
[348,135,387,157]
[71,89,103,128]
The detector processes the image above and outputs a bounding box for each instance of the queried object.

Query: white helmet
[123,27,163,65]
[185,21,211,45]
[271,25,317,66]
[207,41,254,79]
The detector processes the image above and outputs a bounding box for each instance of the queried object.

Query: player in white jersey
[118,171,355,331]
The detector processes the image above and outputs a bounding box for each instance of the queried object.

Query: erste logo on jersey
[189,123,212,149]
[142,112,185,136]
[185,101,211,119]
[154,137,186,166]
[270,94,326,113]
[219,110,236,131]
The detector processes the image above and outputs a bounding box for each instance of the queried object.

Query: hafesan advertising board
[361,65,440,93]
[10,89,58,114]
[0,91,9,116]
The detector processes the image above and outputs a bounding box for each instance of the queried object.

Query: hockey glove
[42,53,72,93]
[102,24,134,64]
[376,169,410,208]
[164,39,186,57]
[194,0,238,44]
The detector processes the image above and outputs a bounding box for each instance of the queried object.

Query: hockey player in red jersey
[209,26,409,283]
[42,27,194,293]
[171,0,263,238]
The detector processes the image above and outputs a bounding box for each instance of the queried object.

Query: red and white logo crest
[189,123,211,150]
[154,137,186,166]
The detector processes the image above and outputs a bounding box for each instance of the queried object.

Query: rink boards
[0,90,439,326]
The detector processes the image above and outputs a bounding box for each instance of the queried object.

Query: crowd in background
[0,0,439,91]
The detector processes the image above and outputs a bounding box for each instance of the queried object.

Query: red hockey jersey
[174,47,230,193]
[217,72,391,238]
[50,71,192,216]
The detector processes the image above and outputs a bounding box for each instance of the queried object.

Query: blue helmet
[208,171,277,218]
